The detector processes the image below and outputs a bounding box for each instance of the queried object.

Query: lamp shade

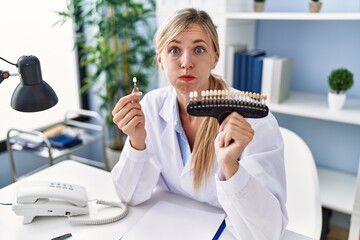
[10,55,58,112]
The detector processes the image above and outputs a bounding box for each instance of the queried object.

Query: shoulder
[141,86,173,106]
[249,111,280,130]
[248,111,283,144]
[142,86,172,102]
[144,86,173,98]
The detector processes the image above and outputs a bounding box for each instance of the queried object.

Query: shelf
[6,109,109,182]
[269,91,360,125]
[11,132,102,160]
[317,167,357,214]
[226,12,360,21]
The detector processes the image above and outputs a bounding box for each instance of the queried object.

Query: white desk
[0,160,314,240]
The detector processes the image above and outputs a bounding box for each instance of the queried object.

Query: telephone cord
[67,200,128,225]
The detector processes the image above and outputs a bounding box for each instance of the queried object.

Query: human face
[156,23,219,100]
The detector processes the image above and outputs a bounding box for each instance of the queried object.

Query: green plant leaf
[328,68,354,94]
[56,0,156,150]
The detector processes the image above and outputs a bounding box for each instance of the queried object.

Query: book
[225,44,247,87]
[246,50,266,92]
[261,57,292,104]
[49,134,82,149]
[233,49,266,92]
[261,56,278,101]
[233,50,248,91]
[272,57,292,103]
[252,56,265,93]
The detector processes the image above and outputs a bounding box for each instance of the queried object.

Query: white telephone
[12,181,128,225]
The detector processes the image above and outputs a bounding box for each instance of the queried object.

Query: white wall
[0,0,81,140]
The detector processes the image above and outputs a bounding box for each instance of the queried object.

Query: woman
[111,8,288,239]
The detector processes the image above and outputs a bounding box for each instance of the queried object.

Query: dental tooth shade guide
[187,90,269,124]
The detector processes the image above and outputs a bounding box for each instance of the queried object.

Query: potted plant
[309,0,322,13]
[327,67,354,111]
[57,0,156,169]
[254,0,265,12]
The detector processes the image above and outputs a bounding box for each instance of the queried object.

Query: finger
[223,130,234,147]
[112,100,142,125]
[117,108,144,130]
[121,115,145,134]
[227,122,254,142]
[216,130,225,148]
[222,121,254,147]
[219,112,246,131]
[112,92,142,116]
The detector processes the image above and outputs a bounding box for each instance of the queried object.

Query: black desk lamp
[0,55,58,112]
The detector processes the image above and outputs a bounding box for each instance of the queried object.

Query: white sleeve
[111,138,161,205]
[215,115,288,240]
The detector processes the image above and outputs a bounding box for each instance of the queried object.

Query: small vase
[309,1,322,13]
[253,2,265,12]
[328,92,346,111]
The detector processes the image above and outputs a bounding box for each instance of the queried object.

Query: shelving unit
[226,12,360,21]
[269,91,360,125]
[318,167,357,215]
[221,14,360,121]
[6,109,109,182]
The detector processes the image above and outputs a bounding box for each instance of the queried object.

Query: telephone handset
[16,181,88,206]
[12,181,128,225]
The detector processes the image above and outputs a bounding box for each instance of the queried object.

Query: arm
[111,138,161,205]
[111,92,161,205]
[215,113,288,239]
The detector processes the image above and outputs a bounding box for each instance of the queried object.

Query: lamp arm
[0,70,19,84]
[0,56,18,84]
[0,70,10,84]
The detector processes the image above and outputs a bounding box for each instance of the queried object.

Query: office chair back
[348,159,360,240]
[280,127,322,240]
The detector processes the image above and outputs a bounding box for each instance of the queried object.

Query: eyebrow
[170,39,208,45]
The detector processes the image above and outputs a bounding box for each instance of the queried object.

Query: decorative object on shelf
[0,55,58,112]
[309,0,322,13]
[327,68,354,111]
[57,0,156,164]
[254,0,265,12]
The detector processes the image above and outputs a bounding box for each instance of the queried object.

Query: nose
[181,51,194,70]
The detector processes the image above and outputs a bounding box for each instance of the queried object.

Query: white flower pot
[328,92,346,111]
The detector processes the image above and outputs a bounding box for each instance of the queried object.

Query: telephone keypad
[49,182,74,191]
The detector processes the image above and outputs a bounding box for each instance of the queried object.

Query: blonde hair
[155,8,227,189]
[155,8,219,58]
[192,76,227,189]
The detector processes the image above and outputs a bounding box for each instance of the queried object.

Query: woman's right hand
[112,92,146,150]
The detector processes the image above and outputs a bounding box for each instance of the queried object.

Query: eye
[195,47,205,54]
[169,47,180,55]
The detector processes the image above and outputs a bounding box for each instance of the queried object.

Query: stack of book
[227,45,292,104]
[233,49,266,93]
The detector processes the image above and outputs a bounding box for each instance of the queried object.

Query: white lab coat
[111,86,288,240]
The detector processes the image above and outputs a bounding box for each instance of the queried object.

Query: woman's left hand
[214,112,254,180]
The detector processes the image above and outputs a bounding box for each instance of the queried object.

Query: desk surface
[0,160,314,240]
